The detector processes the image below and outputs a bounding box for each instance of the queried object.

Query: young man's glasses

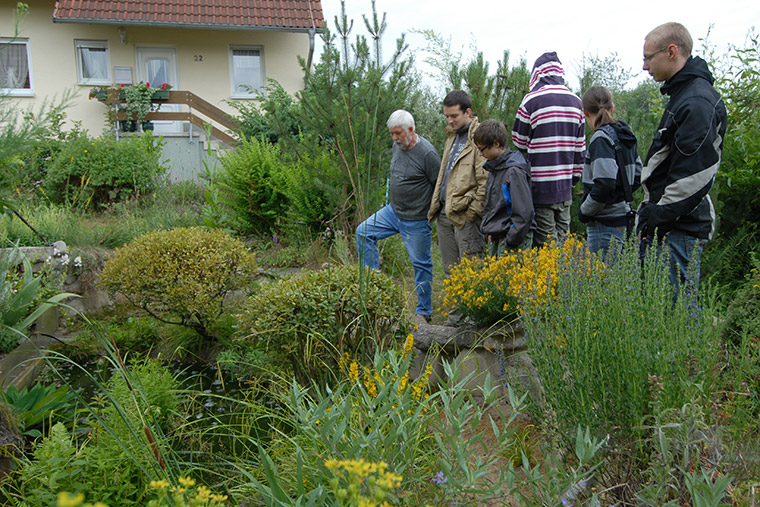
[643,46,670,63]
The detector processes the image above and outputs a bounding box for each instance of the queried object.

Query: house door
[136,47,180,134]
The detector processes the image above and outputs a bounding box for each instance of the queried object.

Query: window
[0,38,33,96]
[230,46,264,97]
[75,40,110,85]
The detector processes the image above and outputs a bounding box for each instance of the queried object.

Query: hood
[661,56,714,96]
[609,120,637,150]
[529,51,566,91]
[483,149,528,173]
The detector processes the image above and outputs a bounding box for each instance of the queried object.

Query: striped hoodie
[512,52,586,205]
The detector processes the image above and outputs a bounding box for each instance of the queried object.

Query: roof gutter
[51,17,321,34]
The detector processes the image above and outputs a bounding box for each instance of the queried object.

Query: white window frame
[0,38,34,97]
[229,45,265,98]
[75,39,111,85]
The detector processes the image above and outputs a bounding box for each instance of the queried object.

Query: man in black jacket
[638,22,727,287]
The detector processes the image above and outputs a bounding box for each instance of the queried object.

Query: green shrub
[272,136,344,234]
[721,254,760,344]
[99,227,256,340]
[43,132,166,209]
[19,359,181,505]
[233,265,410,384]
[240,348,605,506]
[206,136,288,234]
[719,256,760,442]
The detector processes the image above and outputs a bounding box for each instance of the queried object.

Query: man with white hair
[639,22,727,287]
[356,110,441,323]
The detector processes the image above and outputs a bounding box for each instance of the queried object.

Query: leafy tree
[293,0,418,232]
[415,30,531,136]
[702,31,760,295]
[227,80,303,144]
[578,52,665,160]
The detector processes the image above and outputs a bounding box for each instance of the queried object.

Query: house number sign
[194,55,203,62]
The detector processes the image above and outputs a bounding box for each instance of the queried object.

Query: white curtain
[80,46,108,80]
[232,49,262,94]
[146,58,168,85]
[0,42,30,89]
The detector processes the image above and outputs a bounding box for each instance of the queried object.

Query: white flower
[74,256,82,268]
[60,254,70,266]
[45,256,52,264]
[52,248,59,256]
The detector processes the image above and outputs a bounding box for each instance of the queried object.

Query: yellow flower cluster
[441,236,604,323]
[147,475,228,506]
[338,350,433,415]
[56,493,107,507]
[402,333,414,358]
[324,458,402,506]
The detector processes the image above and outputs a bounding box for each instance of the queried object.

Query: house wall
[2,0,312,136]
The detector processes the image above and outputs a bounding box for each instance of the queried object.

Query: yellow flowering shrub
[440,236,605,325]
[337,334,432,414]
[324,458,402,506]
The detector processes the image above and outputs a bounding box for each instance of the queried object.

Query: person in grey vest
[356,110,441,323]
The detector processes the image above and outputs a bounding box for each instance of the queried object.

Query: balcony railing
[99,89,239,146]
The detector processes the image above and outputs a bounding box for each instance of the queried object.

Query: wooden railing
[104,90,239,146]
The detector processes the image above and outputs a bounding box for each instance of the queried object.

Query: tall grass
[0,182,204,248]
[524,238,720,445]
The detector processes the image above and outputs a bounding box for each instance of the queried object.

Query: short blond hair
[646,22,693,56]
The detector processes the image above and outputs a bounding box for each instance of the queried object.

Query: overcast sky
[316,0,758,92]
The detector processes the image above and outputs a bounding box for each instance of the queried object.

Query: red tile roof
[53,0,324,31]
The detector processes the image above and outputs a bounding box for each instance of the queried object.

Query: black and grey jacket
[579,121,642,227]
[479,150,535,247]
[637,56,727,240]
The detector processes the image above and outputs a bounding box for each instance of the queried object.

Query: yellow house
[1,0,324,179]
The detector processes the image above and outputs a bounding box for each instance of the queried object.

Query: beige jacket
[428,117,488,228]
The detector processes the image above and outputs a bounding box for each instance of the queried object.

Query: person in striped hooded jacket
[512,51,586,248]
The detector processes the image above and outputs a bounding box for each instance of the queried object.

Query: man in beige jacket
[428,90,488,278]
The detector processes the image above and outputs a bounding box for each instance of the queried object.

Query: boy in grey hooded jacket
[474,119,535,256]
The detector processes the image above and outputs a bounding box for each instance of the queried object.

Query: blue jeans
[356,205,433,316]
[586,222,625,261]
[640,230,705,289]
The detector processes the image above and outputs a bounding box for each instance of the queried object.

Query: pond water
[46,358,248,424]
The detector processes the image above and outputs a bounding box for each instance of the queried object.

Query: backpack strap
[601,125,633,203]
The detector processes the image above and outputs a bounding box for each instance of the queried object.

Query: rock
[52,240,68,254]
[410,319,543,410]
[412,323,479,352]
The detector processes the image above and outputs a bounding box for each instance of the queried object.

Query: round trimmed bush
[99,227,256,339]
[233,265,410,384]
